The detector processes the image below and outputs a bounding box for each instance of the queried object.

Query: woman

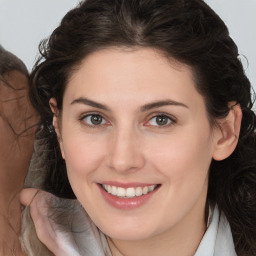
[0,45,37,256]
[20,0,256,255]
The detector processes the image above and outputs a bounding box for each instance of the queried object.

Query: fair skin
[21,47,241,256]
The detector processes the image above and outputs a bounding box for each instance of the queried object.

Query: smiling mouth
[101,184,160,198]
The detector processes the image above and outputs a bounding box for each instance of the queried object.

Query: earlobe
[49,98,65,159]
[212,103,242,161]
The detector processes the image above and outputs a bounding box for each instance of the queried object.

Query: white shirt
[195,206,237,256]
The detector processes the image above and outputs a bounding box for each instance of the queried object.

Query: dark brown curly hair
[29,0,256,255]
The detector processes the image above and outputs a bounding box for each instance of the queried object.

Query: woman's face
[56,48,221,241]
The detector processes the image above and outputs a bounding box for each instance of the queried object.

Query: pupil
[156,116,168,125]
[91,115,102,125]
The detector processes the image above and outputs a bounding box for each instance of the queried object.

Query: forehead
[63,47,204,111]
[71,47,194,78]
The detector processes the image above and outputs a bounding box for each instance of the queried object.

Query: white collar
[195,205,237,256]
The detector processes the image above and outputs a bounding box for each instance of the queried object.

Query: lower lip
[98,184,160,210]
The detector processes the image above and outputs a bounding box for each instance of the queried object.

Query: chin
[99,222,157,241]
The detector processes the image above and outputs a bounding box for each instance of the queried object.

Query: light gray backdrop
[0,0,255,90]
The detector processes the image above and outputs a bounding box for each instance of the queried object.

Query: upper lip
[99,181,159,188]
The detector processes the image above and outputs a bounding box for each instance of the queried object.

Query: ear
[49,98,65,159]
[212,102,242,161]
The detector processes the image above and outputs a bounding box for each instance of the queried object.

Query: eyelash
[79,113,176,128]
[145,114,176,128]
[79,113,109,128]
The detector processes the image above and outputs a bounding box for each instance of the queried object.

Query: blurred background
[0,0,255,90]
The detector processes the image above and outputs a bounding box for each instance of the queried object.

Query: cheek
[62,134,106,207]
[144,127,213,228]
[149,126,214,183]
[61,132,106,180]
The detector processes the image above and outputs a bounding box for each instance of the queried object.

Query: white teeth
[142,186,149,195]
[112,186,117,195]
[117,187,126,197]
[126,188,135,197]
[135,187,143,196]
[102,184,157,198]
[149,185,155,192]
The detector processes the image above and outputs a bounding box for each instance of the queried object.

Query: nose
[107,127,145,173]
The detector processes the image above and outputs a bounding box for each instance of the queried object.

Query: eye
[82,114,107,126]
[146,114,174,127]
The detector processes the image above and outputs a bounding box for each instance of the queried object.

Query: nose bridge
[107,123,144,173]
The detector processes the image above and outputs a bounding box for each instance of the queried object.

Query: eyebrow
[71,97,110,111]
[140,100,188,112]
[71,97,188,112]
